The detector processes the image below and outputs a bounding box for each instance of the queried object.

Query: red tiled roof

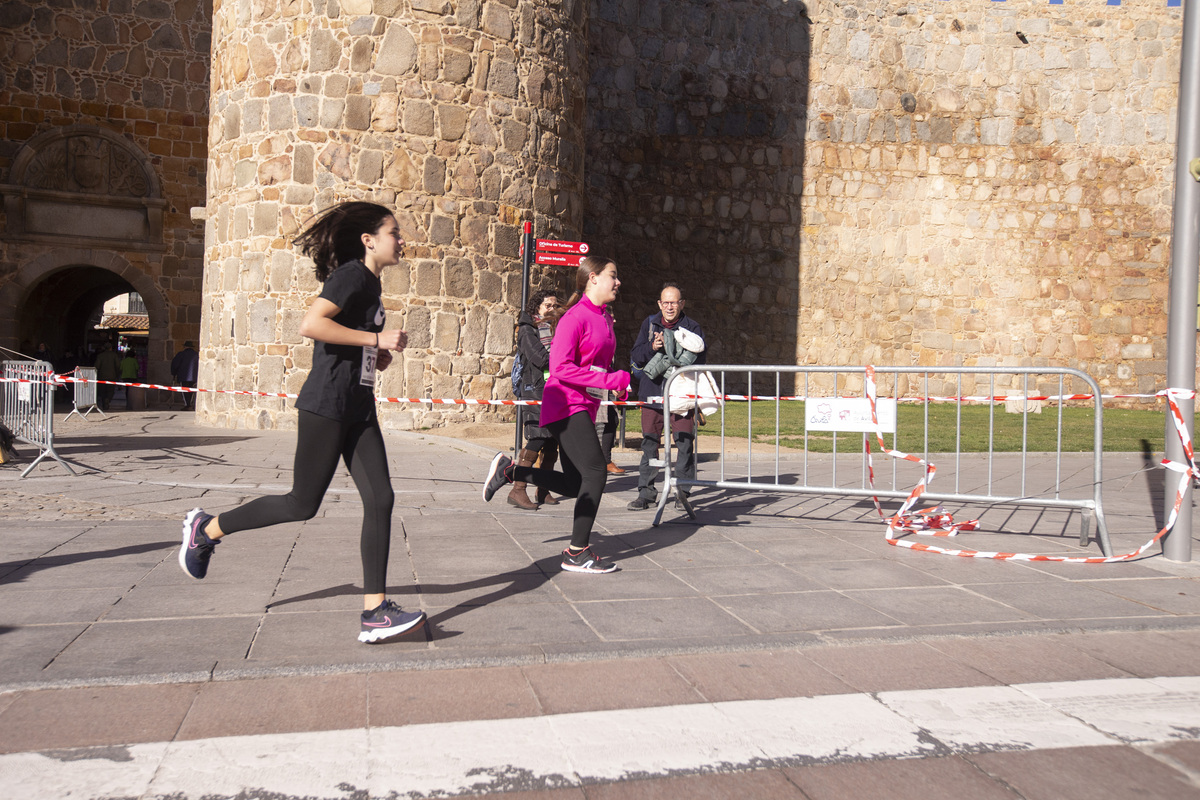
[97,314,149,331]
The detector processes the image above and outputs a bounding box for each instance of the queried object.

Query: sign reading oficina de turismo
[535,239,589,266]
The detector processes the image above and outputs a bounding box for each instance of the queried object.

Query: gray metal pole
[1163,0,1200,562]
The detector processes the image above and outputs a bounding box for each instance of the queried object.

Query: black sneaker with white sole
[483,452,513,501]
[179,507,218,580]
[560,546,618,574]
[359,600,427,643]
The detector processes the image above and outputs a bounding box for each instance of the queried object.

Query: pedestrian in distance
[170,340,200,410]
[178,201,426,643]
[508,289,563,510]
[93,342,120,411]
[483,256,632,574]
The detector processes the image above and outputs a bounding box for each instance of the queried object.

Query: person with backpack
[483,256,631,574]
[507,290,562,509]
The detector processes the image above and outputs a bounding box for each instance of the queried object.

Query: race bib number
[361,345,377,387]
[586,364,608,401]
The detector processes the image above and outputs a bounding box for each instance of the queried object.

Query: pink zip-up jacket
[539,295,631,427]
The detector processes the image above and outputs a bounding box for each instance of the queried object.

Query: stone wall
[201,0,587,430]
[584,0,811,367]
[0,0,209,374]
[798,0,1184,399]
[0,0,1189,426]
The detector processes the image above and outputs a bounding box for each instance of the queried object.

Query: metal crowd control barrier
[1,360,75,478]
[64,366,105,421]
[656,365,1112,557]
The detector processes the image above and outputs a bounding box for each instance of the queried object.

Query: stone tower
[200,0,587,429]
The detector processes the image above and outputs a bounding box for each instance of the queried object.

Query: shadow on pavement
[0,540,175,587]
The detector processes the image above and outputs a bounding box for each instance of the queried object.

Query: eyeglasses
[659,301,681,307]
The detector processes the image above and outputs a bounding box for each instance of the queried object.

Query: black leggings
[217,409,394,594]
[512,411,607,549]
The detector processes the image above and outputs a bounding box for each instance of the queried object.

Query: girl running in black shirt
[178,202,426,643]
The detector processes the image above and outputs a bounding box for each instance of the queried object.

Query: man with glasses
[627,282,706,512]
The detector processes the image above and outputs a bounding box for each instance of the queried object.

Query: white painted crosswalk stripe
[3,675,1199,799]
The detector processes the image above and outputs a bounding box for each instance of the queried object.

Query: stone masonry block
[423,155,446,194]
[433,311,461,350]
[444,257,474,298]
[405,305,431,348]
[443,50,472,84]
[484,311,515,356]
[438,104,468,140]
[345,94,371,130]
[310,27,340,72]
[250,298,277,343]
[429,214,455,244]
[357,149,384,183]
[376,23,417,75]
[415,260,441,295]
[463,305,487,353]
[404,100,435,135]
[487,57,518,97]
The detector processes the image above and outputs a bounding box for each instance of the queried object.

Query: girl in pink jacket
[483,256,631,573]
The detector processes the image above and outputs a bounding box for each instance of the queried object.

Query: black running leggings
[512,410,607,550]
[216,409,394,594]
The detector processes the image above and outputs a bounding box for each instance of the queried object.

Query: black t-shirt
[295,260,384,422]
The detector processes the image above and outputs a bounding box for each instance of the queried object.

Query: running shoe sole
[483,452,509,501]
[358,610,427,643]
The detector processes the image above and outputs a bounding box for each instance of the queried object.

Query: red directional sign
[536,239,589,255]
[535,252,586,267]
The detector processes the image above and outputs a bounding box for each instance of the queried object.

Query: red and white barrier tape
[2,373,1185,407]
[863,365,1198,563]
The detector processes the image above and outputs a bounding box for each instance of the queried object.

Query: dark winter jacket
[630,312,706,409]
[516,310,551,401]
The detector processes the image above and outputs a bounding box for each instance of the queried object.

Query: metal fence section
[655,365,1112,557]
[65,367,105,421]
[1,360,75,478]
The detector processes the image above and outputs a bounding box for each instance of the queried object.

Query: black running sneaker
[179,507,218,580]
[627,496,653,511]
[359,600,426,643]
[483,452,513,501]
[561,546,618,574]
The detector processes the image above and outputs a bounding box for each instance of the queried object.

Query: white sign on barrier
[18,382,31,404]
[806,397,896,433]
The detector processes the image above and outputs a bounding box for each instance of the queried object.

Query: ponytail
[293,201,394,281]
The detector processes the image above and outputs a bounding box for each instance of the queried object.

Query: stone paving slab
[0,410,1198,695]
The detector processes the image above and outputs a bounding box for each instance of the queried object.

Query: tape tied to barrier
[863,365,1198,563]
[0,372,1186,406]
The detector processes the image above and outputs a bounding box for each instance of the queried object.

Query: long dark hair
[293,201,394,281]
[525,289,558,319]
[566,255,615,308]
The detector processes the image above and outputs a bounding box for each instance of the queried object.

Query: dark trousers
[637,406,696,501]
[217,409,394,594]
[512,411,607,550]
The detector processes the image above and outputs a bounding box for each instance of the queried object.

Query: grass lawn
[618,401,1170,453]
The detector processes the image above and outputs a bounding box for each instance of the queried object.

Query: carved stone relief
[1,126,164,250]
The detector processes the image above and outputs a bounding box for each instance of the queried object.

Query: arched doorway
[0,249,169,379]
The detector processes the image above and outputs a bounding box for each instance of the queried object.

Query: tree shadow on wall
[584,1,812,396]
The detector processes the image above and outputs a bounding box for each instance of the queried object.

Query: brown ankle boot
[536,442,560,505]
[507,448,539,510]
